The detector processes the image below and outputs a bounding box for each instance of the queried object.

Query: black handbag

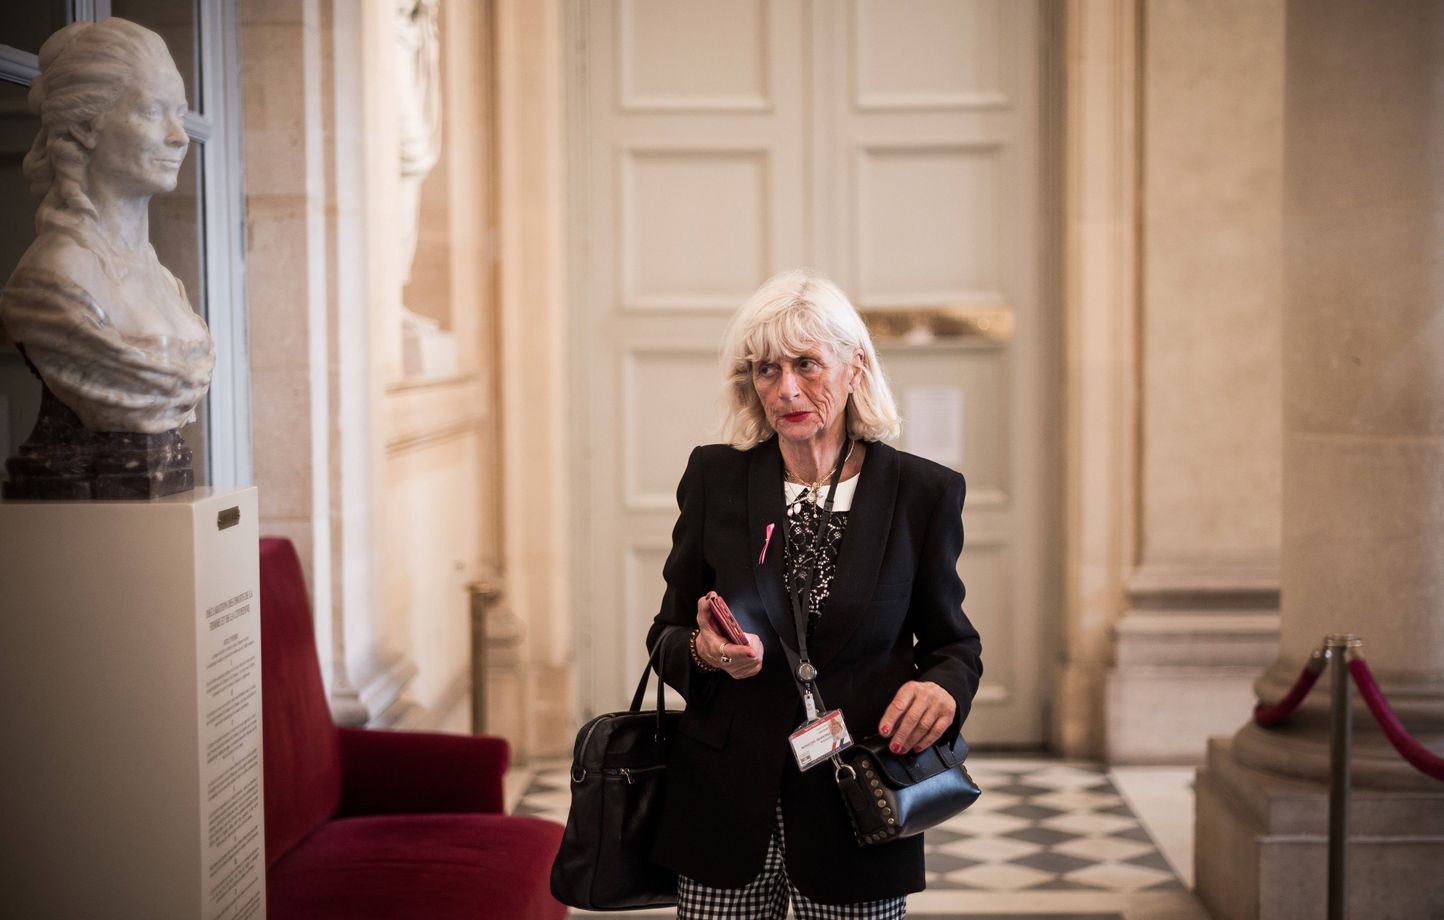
[549,648,680,910]
[832,733,981,846]
[776,439,982,848]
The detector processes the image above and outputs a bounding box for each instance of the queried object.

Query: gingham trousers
[676,803,908,919]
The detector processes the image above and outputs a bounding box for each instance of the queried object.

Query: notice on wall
[198,588,264,920]
[904,386,965,471]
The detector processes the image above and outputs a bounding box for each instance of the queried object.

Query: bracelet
[689,628,718,672]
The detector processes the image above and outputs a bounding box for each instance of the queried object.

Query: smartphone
[707,592,748,646]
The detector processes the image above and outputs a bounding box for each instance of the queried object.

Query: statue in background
[395,0,455,378]
[0,18,214,500]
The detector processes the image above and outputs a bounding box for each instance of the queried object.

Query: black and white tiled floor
[909,760,1180,893]
[514,756,1211,918]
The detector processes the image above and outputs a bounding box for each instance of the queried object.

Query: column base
[1106,612,1278,763]
[484,659,575,762]
[1195,736,1444,920]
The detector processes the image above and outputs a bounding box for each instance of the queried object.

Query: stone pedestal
[1197,737,1444,920]
[1195,2,1444,917]
[0,488,265,920]
[3,377,196,500]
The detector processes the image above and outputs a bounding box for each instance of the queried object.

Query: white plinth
[0,488,265,920]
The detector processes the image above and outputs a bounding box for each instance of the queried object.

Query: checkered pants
[677,804,908,919]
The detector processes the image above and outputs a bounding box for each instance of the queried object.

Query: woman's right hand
[695,596,764,679]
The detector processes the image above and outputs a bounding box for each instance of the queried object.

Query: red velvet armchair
[260,537,565,920]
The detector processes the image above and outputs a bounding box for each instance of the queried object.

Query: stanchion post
[468,577,504,735]
[1326,633,1361,920]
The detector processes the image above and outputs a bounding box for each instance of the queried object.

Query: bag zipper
[603,764,666,784]
[571,715,670,784]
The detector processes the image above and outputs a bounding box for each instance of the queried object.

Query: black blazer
[646,437,982,904]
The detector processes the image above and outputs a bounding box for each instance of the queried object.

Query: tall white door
[568,0,1048,745]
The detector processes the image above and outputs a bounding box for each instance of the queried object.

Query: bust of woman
[0,18,214,438]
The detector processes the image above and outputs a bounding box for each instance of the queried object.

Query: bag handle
[628,641,670,740]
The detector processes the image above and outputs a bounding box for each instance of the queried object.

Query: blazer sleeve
[908,471,983,744]
[645,446,722,704]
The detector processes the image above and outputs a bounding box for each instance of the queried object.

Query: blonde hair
[720,270,900,450]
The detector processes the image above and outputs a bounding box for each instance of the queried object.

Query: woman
[646,270,982,918]
[0,18,213,436]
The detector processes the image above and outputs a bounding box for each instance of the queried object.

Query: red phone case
[707,592,748,646]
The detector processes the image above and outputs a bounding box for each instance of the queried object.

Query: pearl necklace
[784,439,854,516]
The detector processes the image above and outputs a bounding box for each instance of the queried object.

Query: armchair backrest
[259,537,343,867]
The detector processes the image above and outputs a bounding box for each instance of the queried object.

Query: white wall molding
[1127,562,1281,610]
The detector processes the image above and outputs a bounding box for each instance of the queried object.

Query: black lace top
[782,486,850,637]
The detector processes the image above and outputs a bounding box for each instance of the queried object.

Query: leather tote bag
[549,647,680,910]
[833,733,981,846]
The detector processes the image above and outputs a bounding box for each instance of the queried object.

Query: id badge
[788,709,853,771]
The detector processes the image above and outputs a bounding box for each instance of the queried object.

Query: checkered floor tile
[515,755,1182,894]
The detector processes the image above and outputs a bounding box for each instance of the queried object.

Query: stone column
[1056,0,1140,761]
[496,0,575,759]
[1106,0,1284,766]
[243,0,373,727]
[1195,2,1444,918]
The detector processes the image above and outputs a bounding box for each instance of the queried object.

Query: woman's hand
[694,596,764,679]
[879,680,956,753]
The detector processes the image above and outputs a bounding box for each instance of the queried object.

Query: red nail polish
[880,724,891,735]
[890,742,902,754]
[914,744,925,753]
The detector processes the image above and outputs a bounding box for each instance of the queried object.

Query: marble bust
[0,18,214,498]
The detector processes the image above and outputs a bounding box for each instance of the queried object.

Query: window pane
[153,140,206,313]
[0,1,69,58]
[0,79,41,475]
[150,144,209,485]
[0,81,37,281]
[109,0,200,110]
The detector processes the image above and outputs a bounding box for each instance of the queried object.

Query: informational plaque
[0,488,265,920]
[197,585,265,917]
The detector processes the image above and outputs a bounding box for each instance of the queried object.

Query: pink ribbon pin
[758,522,775,564]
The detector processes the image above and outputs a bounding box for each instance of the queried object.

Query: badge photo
[789,709,853,771]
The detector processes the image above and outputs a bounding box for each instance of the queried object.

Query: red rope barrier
[1347,658,1444,783]
[1252,642,1444,784]
[1254,652,1327,726]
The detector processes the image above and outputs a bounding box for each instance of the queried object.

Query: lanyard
[779,437,850,722]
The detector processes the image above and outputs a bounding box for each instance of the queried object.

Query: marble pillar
[1056,0,1139,761]
[1106,0,1284,765]
[1195,2,1444,917]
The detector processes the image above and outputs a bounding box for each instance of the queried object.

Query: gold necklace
[784,439,854,510]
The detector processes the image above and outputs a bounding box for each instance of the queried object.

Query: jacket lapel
[747,438,795,651]
[809,440,899,665]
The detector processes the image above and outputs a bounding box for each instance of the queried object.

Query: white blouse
[783,473,859,512]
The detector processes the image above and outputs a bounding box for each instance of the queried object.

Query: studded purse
[832,733,980,846]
